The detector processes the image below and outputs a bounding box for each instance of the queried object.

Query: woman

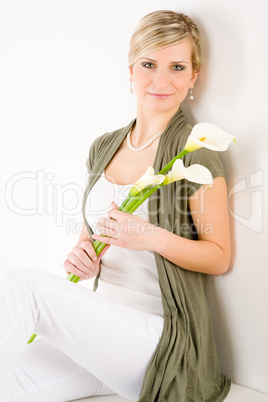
[0,10,231,402]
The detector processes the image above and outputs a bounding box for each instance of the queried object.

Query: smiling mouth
[148,93,172,100]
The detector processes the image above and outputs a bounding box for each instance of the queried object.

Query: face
[129,39,199,115]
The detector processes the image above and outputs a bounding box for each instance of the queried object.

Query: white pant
[0,268,164,402]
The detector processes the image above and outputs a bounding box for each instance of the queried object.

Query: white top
[85,172,164,317]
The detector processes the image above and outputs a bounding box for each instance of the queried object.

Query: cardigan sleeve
[85,137,99,174]
[184,147,226,198]
[85,130,118,175]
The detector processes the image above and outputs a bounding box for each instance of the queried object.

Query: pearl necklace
[127,126,163,152]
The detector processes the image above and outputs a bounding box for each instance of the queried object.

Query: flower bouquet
[28,122,236,344]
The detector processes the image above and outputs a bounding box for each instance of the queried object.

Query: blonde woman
[0,10,231,401]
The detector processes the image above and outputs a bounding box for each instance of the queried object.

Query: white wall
[0,0,267,395]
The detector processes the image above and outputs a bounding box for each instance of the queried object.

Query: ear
[190,69,199,88]
[129,65,134,82]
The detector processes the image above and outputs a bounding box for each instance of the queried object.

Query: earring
[130,81,134,94]
[189,89,194,100]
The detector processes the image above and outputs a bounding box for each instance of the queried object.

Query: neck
[133,104,180,144]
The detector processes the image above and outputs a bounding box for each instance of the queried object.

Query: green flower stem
[158,149,189,175]
[118,195,132,210]
[128,184,164,214]
[94,239,108,255]
[120,195,143,213]
[70,275,80,284]
[27,332,37,344]
[67,273,76,281]
[120,187,152,212]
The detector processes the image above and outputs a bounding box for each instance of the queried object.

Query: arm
[155,177,231,276]
[63,222,110,280]
[93,177,231,276]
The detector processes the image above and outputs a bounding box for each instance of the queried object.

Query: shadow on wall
[181,11,246,382]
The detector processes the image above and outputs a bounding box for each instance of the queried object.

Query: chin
[148,102,180,115]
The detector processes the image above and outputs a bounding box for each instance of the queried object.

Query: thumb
[111,201,119,209]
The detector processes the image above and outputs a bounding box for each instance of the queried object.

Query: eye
[172,64,185,71]
[142,62,155,69]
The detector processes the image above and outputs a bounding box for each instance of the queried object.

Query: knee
[1,267,35,288]
[0,268,45,306]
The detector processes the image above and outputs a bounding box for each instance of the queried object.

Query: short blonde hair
[128,10,201,71]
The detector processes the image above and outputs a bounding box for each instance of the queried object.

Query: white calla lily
[163,159,213,185]
[185,163,213,185]
[163,159,185,184]
[184,123,237,152]
[129,167,165,196]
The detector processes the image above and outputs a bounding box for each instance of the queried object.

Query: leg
[0,268,164,401]
[0,340,114,402]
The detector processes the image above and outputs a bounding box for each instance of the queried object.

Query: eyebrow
[140,57,189,65]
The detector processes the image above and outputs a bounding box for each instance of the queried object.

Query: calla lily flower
[184,123,237,152]
[129,167,165,196]
[163,159,213,185]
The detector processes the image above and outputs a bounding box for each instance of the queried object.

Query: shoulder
[184,147,226,198]
[89,129,119,154]
[90,119,135,155]
[86,120,135,172]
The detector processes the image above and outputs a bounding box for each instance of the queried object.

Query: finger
[80,241,98,262]
[67,252,89,272]
[98,217,117,229]
[92,233,118,246]
[64,259,89,280]
[96,224,117,238]
[72,246,94,268]
[108,208,124,220]
[63,259,72,275]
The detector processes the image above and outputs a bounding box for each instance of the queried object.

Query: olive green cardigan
[82,108,231,401]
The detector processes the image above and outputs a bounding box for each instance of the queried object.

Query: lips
[148,93,172,100]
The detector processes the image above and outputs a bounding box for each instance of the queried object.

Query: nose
[153,68,169,89]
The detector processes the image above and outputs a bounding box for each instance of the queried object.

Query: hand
[63,240,110,280]
[92,202,161,251]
